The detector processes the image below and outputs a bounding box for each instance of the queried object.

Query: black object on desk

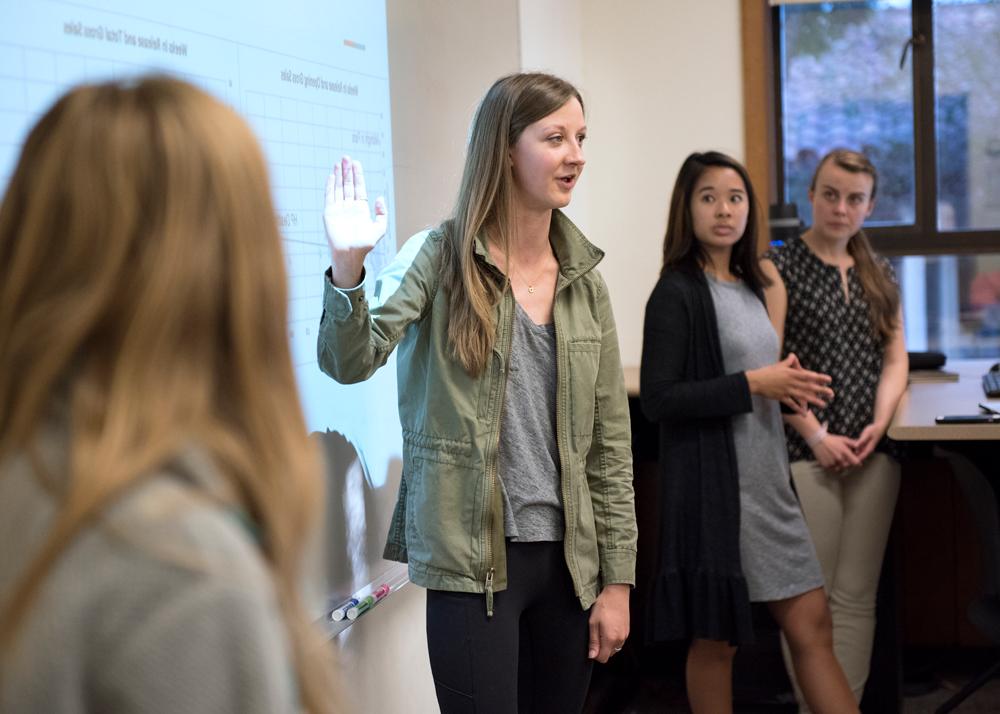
[936,414,1000,425]
[909,350,947,371]
[768,203,801,246]
[983,367,1000,398]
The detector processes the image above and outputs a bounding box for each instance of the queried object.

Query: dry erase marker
[347,595,375,620]
[346,584,391,620]
[330,598,359,622]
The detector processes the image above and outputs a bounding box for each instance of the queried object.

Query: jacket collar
[472,210,604,284]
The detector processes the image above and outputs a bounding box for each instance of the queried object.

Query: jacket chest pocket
[568,338,601,439]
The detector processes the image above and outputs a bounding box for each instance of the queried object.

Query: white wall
[391,0,745,367]
[520,0,745,367]
[388,1,522,244]
[517,0,592,231]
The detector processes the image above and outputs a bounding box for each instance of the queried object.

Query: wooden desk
[890,358,1000,441]
[884,358,1000,713]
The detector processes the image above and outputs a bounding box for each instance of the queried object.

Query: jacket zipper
[484,288,514,617]
[551,277,579,598]
[485,567,495,616]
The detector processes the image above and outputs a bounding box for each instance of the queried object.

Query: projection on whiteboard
[0,0,404,625]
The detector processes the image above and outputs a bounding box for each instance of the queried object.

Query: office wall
[400,0,745,368]
[389,2,521,244]
[521,0,746,368]
[517,0,592,232]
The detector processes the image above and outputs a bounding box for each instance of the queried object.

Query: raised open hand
[323,156,388,287]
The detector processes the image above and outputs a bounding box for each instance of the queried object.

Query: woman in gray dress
[640,151,857,713]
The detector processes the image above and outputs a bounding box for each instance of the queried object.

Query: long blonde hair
[810,148,900,343]
[0,77,338,711]
[441,73,583,375]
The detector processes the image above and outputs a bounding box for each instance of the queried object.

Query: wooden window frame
[742,0,1000,256]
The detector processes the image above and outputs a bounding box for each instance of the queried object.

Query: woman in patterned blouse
[761,149,908,709]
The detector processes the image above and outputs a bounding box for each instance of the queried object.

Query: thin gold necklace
[511,261,549,294]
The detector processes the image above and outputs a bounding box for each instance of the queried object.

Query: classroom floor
[584,647,1000,713]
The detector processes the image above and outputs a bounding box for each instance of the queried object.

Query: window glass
[934,0,1000,231]
[779,2,915,227]
[893,253,1000,357]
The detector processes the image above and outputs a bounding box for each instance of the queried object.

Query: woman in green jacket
[318,72,637,712]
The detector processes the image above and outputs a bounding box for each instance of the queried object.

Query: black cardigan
[640,268,760,645]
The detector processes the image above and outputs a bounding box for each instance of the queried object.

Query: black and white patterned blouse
[767,235,894,463]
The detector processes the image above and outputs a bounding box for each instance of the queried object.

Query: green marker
[345,584,391,620]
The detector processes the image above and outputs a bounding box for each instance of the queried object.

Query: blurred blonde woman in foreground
[0,77,340,713]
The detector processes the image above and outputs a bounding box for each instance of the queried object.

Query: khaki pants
[781,453,901,711]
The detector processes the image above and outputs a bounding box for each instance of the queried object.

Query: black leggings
[425,540,593,714]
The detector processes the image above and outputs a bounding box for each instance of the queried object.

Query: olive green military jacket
[317,211,636,612]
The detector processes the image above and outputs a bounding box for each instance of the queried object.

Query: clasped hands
[811,421,886,472]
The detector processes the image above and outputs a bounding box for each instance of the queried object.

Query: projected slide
[1,0,405,620]
[0,0,399,438]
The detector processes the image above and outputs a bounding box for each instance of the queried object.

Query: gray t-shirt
[497,301,564,541]
[0,420,300,713]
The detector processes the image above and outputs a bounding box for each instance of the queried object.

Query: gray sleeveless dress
[707,274,824,601]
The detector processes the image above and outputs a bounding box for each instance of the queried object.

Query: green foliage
[784,5,876,58]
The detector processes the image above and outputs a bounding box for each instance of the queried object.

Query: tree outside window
[775,0,1000,358]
